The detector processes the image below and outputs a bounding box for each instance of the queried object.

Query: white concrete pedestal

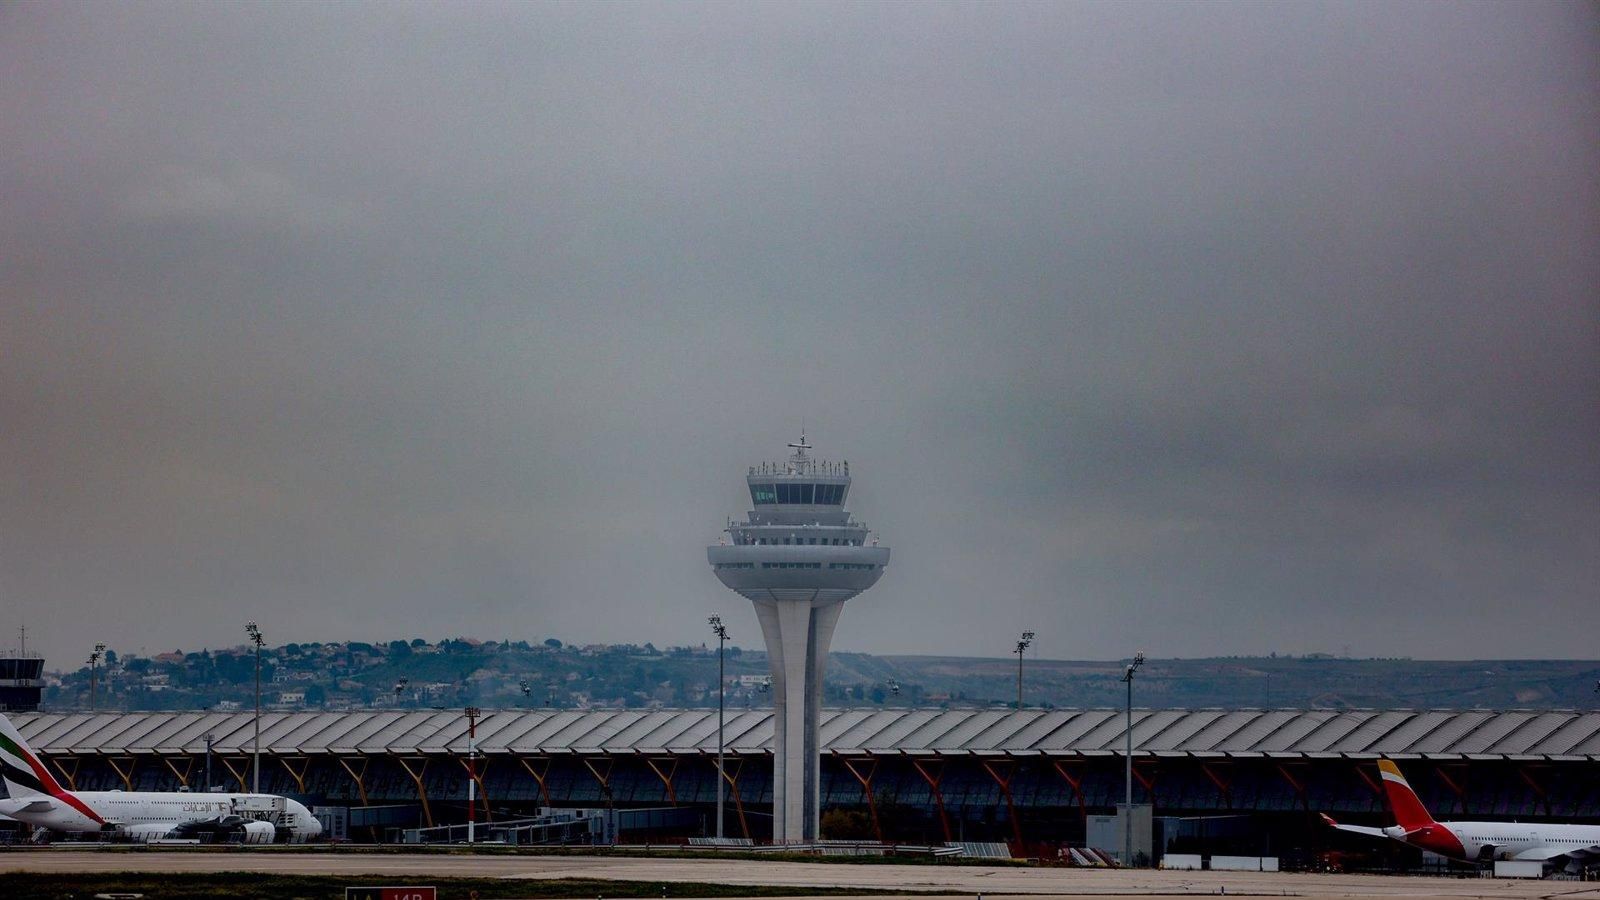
[752,595,844,842]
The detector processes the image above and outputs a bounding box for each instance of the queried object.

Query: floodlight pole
[1122,650,1145,867]
[88,642,105,711]
[1014,631,1034,710]
[246,621,264,793]
[709,615,728,840]
[465,706,481,844]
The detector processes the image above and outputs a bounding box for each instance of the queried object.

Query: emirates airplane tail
[0,713,64,799]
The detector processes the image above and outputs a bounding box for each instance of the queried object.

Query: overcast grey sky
[3,2,1596,667]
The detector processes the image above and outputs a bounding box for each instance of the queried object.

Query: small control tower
[707,434,889,842]
[0,656,44,712]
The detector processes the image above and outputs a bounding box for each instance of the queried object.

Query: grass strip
[2,844,1028,867]
[2,872,935,900]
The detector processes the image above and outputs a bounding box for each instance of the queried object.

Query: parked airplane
[0,714,320,843]
[1322,759,1600,872]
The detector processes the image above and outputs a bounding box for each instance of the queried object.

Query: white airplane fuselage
[0,789,320,842]
[1394,820,1600,863]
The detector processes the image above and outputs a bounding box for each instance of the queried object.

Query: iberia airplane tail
[0,713,64,799]
[1377,758,1436,831]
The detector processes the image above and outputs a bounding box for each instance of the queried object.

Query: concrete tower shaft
[707,435,889,842]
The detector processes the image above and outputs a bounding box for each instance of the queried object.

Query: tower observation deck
[707,434,889,842]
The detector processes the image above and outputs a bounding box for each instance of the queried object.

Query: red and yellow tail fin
[1377,759,1435,831]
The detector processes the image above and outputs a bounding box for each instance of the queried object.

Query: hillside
[37,639,1600,713]
[851,654,1600,710]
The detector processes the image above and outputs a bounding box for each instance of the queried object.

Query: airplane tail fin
[0,713,63,799]
[1377,759,1435,831]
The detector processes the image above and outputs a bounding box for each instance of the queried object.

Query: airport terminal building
[8,707,1599,856]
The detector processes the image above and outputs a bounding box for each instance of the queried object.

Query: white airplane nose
[289,801,322,836]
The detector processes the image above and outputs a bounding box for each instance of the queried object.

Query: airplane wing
[1320,813,1388,839]
[0,797,55,815]
[1511,843,1600,862]
[169,815,241,834]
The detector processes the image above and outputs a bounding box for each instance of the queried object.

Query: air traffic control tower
[708,435,890,842]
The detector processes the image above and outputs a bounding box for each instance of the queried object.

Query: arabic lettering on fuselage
[179,801,229,813]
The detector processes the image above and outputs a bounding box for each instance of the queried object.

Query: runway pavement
[3,850,1595,900]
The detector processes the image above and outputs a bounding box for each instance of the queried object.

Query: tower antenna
[786,429,813,474]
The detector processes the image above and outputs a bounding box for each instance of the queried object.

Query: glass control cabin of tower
[709,453,888,593]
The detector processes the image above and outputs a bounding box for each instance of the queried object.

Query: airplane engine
[239,820,275,844]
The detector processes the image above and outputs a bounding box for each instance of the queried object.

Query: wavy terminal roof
[9,708,1599,760]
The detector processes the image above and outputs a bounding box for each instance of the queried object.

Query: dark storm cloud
[2,2,1595,665]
